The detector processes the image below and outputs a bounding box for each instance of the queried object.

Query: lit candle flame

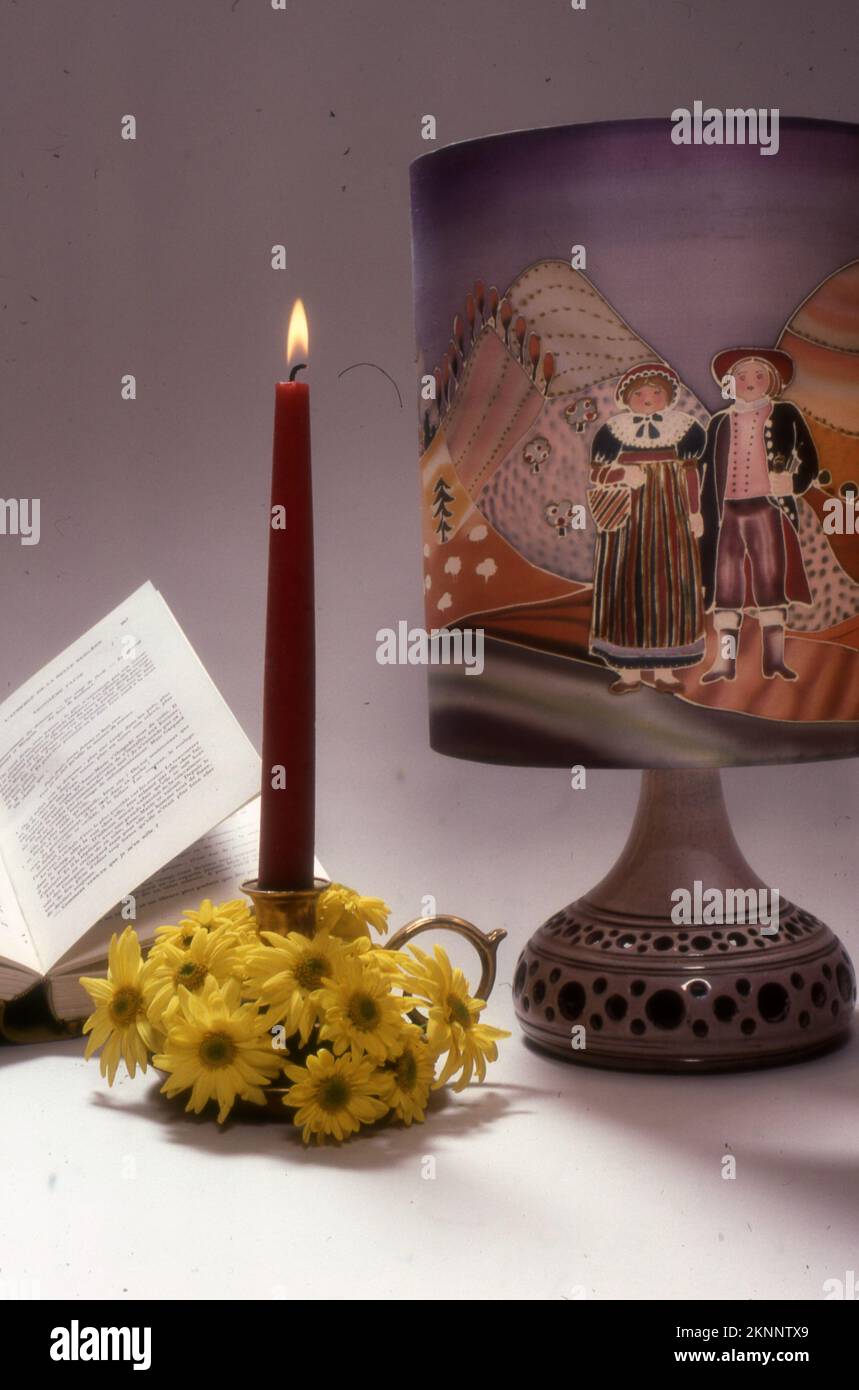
[286,299,309,364]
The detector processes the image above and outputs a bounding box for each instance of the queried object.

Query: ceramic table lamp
[410,117,859,1071]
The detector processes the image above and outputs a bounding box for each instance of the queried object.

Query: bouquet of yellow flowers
[80,885,509,1143]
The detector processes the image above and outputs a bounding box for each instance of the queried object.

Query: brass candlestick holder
[241,877,506,1113]
[241,878,331,937]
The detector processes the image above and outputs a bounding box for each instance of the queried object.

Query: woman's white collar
[607,409,695,447]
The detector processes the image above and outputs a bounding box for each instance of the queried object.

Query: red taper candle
[258,299,315,889]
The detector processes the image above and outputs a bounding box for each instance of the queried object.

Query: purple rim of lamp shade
[410,116,859,409]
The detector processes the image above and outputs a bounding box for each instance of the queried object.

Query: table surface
[3,983,857,1302]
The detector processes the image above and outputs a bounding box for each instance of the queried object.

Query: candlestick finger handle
[386,915,507,1001]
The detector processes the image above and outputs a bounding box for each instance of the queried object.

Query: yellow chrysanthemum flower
[380,1028,436,1125]
[81,927,158,1084]
[154,897,255,950]
[317,956,414,1060]
[400,945,510,1091]
[353,938,412,976]
[184,897,254,930]
[241,929,353,1045]
[144,926,244,1026]
[283,1047,389,1144]
[316,883,390,942]
[154,975,281,1123]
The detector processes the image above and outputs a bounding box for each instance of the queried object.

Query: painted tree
[432,476,455,543]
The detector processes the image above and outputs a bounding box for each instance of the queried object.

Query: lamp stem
[584,769,764,920]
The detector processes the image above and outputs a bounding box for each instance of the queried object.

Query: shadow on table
[518,1028,859,1231]
[88,1078,544,1170]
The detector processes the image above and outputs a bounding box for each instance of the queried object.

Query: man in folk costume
[699,348,816,684]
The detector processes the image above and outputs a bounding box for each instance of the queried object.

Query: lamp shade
[410,118,859,769]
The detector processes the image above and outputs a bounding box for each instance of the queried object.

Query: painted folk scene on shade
[416,256,859,767]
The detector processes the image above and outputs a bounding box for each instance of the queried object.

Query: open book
[0,583,311,1026]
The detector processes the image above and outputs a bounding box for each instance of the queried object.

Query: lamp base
[513,771,856,1072]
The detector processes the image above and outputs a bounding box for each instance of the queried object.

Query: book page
[0,583,260,973]
[48,800,325,1018]
[0,847,40,984]
[54,799,263,973]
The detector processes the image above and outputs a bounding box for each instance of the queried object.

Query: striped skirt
[590,458,705,670]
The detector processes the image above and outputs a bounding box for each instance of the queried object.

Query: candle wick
[288,363,308,382]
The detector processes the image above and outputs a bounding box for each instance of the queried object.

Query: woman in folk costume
[588,363,707,694]
[699,349,815,684]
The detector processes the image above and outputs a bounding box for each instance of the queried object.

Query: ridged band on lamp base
[513,771,856,1071]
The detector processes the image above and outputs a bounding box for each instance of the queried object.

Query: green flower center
[448,994,472,1028]
[295,955,329,992]
[318,1077,351,1112]
[348,993,379,1031]
[109,987,143,1028]
[199,1032,236,1068]
[175,961,207,991]
[395,1049,418,1091]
